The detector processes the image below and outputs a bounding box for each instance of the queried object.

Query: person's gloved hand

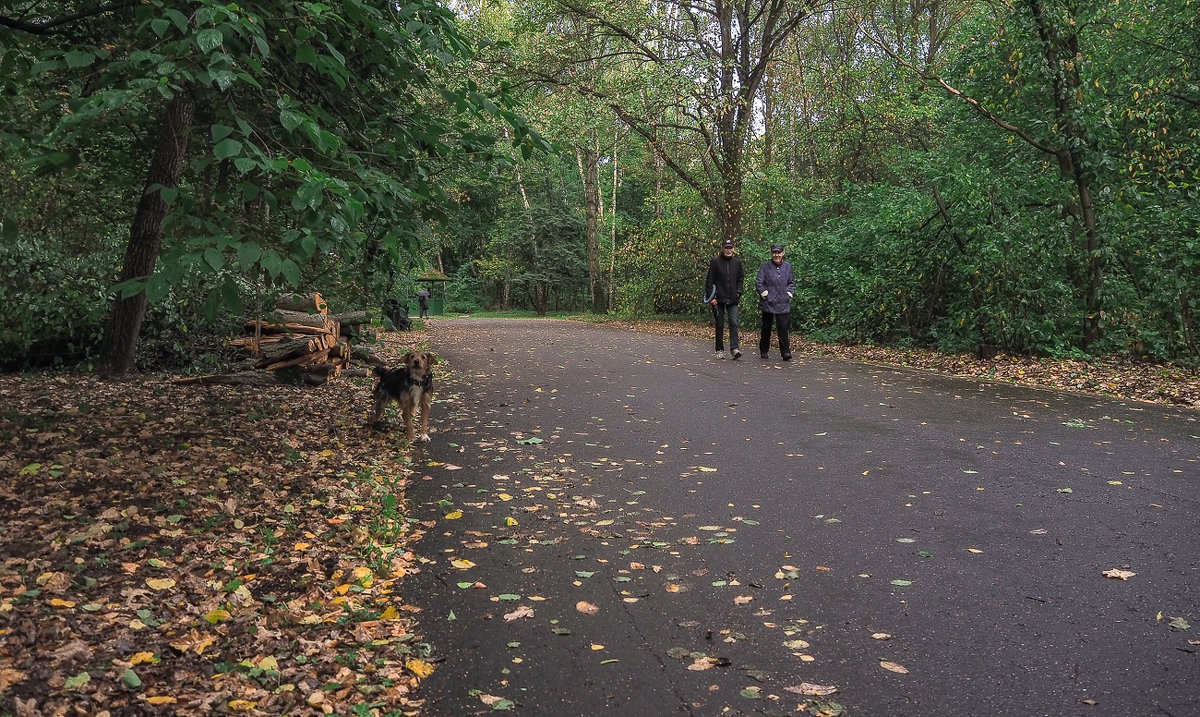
[760,290,769,298]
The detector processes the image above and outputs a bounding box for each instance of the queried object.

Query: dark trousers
[418,301,429,318]
[711,303,739,351]
[759,311,791,357]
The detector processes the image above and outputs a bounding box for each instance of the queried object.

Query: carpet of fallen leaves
[0,334,434,717]
[591,317,1200,410]
[2,318,1197,717]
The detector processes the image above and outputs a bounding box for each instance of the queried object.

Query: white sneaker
[714,351,726,359]
[731,348,742,360]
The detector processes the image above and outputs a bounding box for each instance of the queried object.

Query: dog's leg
[370,392,388,426]
[418,391,432,442]
[402,403,416,440]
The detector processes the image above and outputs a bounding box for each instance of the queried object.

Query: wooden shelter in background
[413,269,450,316]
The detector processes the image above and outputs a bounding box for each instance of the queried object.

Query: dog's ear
[402,352,416,367]
[425,352,437,365]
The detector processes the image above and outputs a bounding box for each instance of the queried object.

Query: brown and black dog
[371,351,436,441]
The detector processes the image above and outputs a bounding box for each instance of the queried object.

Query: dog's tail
[372,366,389,379]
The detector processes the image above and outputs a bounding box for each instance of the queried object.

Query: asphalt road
[404,318,1199,717]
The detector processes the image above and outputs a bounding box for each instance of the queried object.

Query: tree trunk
[1029,0,1103,348]
[608,123,619,312]
[580,134,601,312]
[99,96,194,375]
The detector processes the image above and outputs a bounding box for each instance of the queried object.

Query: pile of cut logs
[174,293,383,386]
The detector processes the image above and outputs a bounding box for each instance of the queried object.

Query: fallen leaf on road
[406,659,436,679]
[576,601,600,615]
[785,683,838,696]
[880,661,909,674]
[871,633,892,640]
[504,605,534,621]
[687,656,718,671]
[1102,569,1136,580]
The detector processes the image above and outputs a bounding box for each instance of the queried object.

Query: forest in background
[1,0,1197,372]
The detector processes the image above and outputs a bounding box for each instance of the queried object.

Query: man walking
[756,243,795,360]
[705,239,744,360]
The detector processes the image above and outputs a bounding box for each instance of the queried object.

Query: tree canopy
[2,0,1197,367]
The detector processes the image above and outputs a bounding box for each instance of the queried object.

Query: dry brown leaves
[0,333,428,716]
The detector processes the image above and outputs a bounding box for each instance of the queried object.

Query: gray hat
[770,243,784,252]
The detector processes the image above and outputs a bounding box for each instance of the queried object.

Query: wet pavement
[403,318,1198,716]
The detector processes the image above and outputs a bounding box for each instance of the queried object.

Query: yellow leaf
[146,578,176,590]
[228,699,257,711]
[293,542,311,551]
[144,696,177,705]
[333,584,351,595]
[595,519,614,526]
[451,559,476,569]
[505,516,518,526]
[444,511,463,519]
[967,548,983,554]
[498,493,513,501]
[204,608,230,624]
[380,606,399,620]
[590,643,605,651]
[131,652,157,666]
[697,466,717,472]
[258,656,278,671]
[50,598,76,609]
[407,659,436,679]
[352,567,373,581]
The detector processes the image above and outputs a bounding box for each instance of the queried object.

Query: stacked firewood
[175,293,382,386]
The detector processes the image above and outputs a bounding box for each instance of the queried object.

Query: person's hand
[787,291,793,298]
[710,298,718,306]
[760,290,768,298]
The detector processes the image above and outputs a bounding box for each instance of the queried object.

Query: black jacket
[706,254,744,305]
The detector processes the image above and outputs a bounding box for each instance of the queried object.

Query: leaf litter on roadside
[0,335,434,715]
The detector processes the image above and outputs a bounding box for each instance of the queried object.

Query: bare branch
[0,1,138,36]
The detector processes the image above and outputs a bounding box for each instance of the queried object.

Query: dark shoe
[731,348,742,360]
[781,354,791,361]
[760,353,768,359]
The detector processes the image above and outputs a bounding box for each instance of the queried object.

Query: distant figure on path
[417,287,431,319]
